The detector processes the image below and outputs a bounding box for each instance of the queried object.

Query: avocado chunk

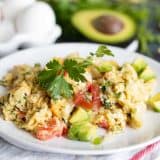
[139,66,156,82]
[148,93,160,112]
[69,107,88,124]
[68,121,97,142]
[132,58,147,74]
[97,60,119,72]
[71,9,136,44]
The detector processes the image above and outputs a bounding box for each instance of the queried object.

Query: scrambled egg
[0,57,156,138]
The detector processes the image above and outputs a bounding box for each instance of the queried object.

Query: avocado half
[71,9,136,44]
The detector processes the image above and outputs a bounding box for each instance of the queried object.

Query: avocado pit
[92,15,124,35]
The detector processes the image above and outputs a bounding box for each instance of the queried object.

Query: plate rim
[0,42,159,155]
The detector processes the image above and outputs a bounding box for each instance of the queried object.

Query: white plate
[0,43,159,155]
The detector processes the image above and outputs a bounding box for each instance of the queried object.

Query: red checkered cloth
[130,141,160,160]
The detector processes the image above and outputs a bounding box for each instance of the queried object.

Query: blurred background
[0,0,159,59]
[42,0,160,59]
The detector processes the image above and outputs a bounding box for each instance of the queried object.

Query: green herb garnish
[101,85,107,93]
[64,59,89,82]
[38,46,114,100]
[115,92,122,99]
[38,58,90,99]
[102,97,112,109]
[47,75,73,99]
[90,45,114,57]
[96,45,114,57]
[101,81,112,93]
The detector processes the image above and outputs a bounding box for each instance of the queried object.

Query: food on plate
[0,45,157,144]
[71,9,136,44]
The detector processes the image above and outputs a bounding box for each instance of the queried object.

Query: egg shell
[3,0,35,20]
[15,1,56,40]
[0,1,5,21]
[0,20,15,42]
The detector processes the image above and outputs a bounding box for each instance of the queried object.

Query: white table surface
[0,137,160,160]
[0,137,137,160]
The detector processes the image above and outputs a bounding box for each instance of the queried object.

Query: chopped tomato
[89,84,101,111]
[74,83,101,110]
[74,91,92,109]
[36,117,65,140]
[64,71,68,77]
[62,124,68,136]
[98,119,109,129]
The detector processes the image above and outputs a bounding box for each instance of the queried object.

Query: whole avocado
[71,9,136,44]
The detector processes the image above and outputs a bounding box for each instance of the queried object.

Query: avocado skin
[71,9,136,44]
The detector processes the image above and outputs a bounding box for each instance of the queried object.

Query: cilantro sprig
[90,45,114,57]
[38,59,89,99]
[38,45,113,100]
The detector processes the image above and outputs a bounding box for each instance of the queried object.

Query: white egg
[0,1,4,21]
[0,20,15,42]
[15,1,56,40]
[3,0,35,20]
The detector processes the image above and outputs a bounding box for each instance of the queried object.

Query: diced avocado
[148,93,160,112]
[151,101,160,112]
[68,121,97,142]
[97,61,119,72]
[139,67,156,82]
[92,136,104,145]
[78,123,97,141]
[132,58,147,73]
[69,107,88,124]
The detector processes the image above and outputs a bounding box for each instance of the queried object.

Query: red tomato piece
[98,119,109,129]
[62,124,68,136]
[36,127,55,140]
[64,71,68,77]
[36,117,65,140]
[74,84,101,110]
[89,84,101,111]
[74,91,93,109]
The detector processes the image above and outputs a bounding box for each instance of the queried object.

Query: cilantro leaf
[38,59,62,88]
[102,97,112,109]
[64,59,89,82]
[38,59,74,100]
[48,75,73,99]
[46,59,62,70]
[96,45,114,57]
